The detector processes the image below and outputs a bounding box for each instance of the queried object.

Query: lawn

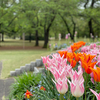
[0,39,44,47]
[0,37,94,47]
[0,50,53,79]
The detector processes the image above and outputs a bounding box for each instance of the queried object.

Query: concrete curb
[10,52,59,76]
[10,58,44,76]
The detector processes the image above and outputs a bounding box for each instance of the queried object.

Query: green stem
[76,97,79,100]
[85,73,88,100]
[93,82,97,100]
[82,95,83,100]
[60,94,64,100]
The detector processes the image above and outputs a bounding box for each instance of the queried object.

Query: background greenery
[0,0,100,47]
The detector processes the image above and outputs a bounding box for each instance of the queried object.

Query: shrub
[9,72,41,100]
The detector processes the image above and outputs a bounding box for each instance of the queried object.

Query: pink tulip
[81,46,90,53]
[49,66,66,81]
[90,72,94,84]
[42,53,68,70]
[97,62,100,67]
[98,55,100,61]
[53,77,68,94]
[49,64,72,81]
[42,56,50,69]
[90,43,96,49]
[90,89,100,100]
[42,53,72,80]
[68,69,84,97]
[47,54,72,80]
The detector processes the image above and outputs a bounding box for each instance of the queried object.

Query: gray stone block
[10,71,16,76]
[33,71,39,74]
[15,69,21,76]
[20,66,26,73]
[34,67,39,72]
[30,62,36,71]
[36,59,43,67]
[33,67,39,74]
[38,68,45,73]
[25,64,30,72]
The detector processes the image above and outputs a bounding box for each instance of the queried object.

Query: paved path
[0,62,14,100]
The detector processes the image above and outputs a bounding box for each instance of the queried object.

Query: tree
[79,0,100,39]
[0,0,18,41]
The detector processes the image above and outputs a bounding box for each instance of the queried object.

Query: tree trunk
[59,14,75,42]
[70,34,75,42]
[43,30,49,48]
[88,18,94,40]
[43,16,55,48]
[35,15,39,46]
[2,32,4,42]
[35,30,39,46]
[71,17,76,40]
[84,0,95,40]
[29,33,31,42]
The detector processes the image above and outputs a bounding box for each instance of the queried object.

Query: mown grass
[0,50,53,79]
[0,37,98,47]
[0,39,44,47]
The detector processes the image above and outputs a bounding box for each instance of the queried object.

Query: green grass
[0,39,44,47]
[0,37,98,47]
[0,50,53,79]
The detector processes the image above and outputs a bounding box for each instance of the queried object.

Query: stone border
[10,59,44,76]
[10,52,58,76]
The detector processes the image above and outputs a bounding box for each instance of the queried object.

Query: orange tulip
[66,52,74,62]
[80,53,97,74]
[90,67,100,82]
[73,52,82,62]
[71,41,86,52]
[58,51,67,58]
[82,53,96,63]
[70,59,77,68]
[25,90,33,99]
[81,60,97,74]
[40,86,46,91]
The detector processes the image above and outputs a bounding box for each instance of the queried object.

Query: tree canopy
[0,0,100,47]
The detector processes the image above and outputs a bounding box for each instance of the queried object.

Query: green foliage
[0,0,100,44]
[9,72,41,100]
[32,69,59,100]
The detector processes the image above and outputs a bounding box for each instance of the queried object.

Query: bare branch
[84,0,89,8]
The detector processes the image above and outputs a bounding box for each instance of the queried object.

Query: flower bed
[9,41,100,100]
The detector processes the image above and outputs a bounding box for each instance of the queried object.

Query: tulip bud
[68,70,84,97]
[53,78,68,94]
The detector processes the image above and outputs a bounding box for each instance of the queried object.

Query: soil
[0,46,47,50]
